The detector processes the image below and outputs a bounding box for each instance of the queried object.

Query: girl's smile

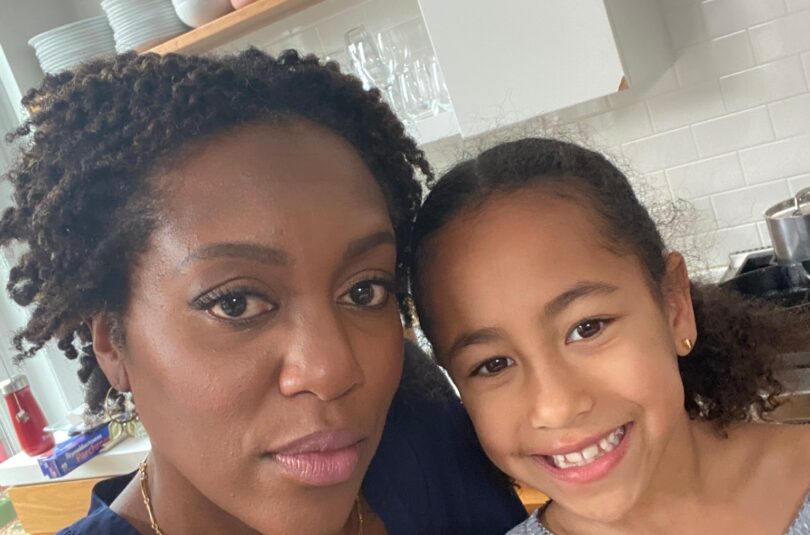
[530,422,631,485]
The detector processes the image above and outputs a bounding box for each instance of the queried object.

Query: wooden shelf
[147,0,323,55]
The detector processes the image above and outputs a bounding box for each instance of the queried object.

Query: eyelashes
[191,273,398,326]
[192,285,276,324]
[467,317,617,378]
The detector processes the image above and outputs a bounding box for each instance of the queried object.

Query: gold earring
[682,338,693,351]
[104,386,139,440]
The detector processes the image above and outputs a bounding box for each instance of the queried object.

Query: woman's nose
[278,307,364,401]
[527,361,595,429]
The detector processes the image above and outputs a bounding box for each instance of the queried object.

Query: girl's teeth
[582,445,599,461]
[565,451,584,463]
[547,425,626,469]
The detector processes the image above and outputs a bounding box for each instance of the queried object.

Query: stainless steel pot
[765,186,810,265]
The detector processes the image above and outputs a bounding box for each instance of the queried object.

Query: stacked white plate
[101,0,190,53]
[29,16,116,75]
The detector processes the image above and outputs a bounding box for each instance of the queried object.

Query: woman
[0,50,525,535]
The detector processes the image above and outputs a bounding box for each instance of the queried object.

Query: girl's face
[99,121,403,534]
[418,189,696,523]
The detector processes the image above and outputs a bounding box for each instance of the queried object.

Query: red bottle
[1,375,54,456]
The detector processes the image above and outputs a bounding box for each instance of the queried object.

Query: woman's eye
[208,292,274,321]
[472,356,515,377]
[339,280,391,308]
[566,319,607,343]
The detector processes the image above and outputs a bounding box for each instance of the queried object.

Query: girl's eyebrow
[543,281,619,318]
[445,327,506,362]
[444,281,618,362]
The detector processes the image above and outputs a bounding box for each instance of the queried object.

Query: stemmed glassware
[344,19,452,124]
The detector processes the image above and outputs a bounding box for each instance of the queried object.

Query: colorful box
[36,424,109,479]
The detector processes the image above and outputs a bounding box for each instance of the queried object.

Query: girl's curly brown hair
[1,48,431,412]
[410,137,810,429]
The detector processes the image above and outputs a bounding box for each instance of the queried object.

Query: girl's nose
[526,360,595,429]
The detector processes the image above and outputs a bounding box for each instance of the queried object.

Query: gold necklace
[138,458,364,535]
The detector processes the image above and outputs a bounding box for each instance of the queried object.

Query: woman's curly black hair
[410,137,810,430]
[0,48,431,412]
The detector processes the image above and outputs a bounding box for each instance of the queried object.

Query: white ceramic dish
[29,16,116,74]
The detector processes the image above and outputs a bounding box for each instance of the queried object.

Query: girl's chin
[546,486,641,527]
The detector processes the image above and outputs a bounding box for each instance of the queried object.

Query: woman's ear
[663,252,697,357]
[90,315,131,392]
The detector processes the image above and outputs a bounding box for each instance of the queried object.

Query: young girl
[409,137,810,534]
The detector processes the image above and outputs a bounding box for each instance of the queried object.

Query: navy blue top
[58,344,526,535]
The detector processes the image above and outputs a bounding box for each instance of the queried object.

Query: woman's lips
[531,422,633,485]
[269,429,363,486]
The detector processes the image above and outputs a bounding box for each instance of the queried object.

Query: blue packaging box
[37,424,110,478]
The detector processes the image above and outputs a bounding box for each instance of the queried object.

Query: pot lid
[766,187,810,219]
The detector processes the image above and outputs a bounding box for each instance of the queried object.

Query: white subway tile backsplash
[665,3,709,49]
[635,170,673,207]
[675,31,755,87]
[803,52,810,84]
[647,83,725,132]
[768,93,810,138]
[788,174,810,193]
[739,134,810,183]
[719,56,808,111]
[580,103,653,146]
[786,0,810,12]
[675,224,762,267]
[686,196,718,235]
[749,9,810,64]
[701,0,787,38]
[692,106,774,157]
[666,153,745,198]
[757,221,772,245]
[712,180,790,226]
[622,127,699,173]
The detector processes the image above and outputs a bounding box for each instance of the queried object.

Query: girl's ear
[663,252,698,357]
[90,315,131,392]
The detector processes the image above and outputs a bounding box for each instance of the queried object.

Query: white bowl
[171,0,232,27]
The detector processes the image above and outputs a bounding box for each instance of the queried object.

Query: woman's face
[418,190,696,523]
[111,121,403,533]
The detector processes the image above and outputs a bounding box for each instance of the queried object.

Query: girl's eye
[472,356,515,377]
[566,319,608,343]
[205,292,275,321]
[338,280,392,308]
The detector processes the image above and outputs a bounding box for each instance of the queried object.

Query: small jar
[1,375,54,456]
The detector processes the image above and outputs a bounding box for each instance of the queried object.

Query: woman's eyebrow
[343,230,396,261]
[179,242,290,269]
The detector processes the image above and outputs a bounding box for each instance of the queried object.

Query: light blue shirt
[507,493,810,535]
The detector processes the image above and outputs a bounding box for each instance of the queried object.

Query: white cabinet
[418,0,672,137]
[2,0,672,145]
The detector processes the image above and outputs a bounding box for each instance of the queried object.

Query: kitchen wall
[423,0,810,273]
